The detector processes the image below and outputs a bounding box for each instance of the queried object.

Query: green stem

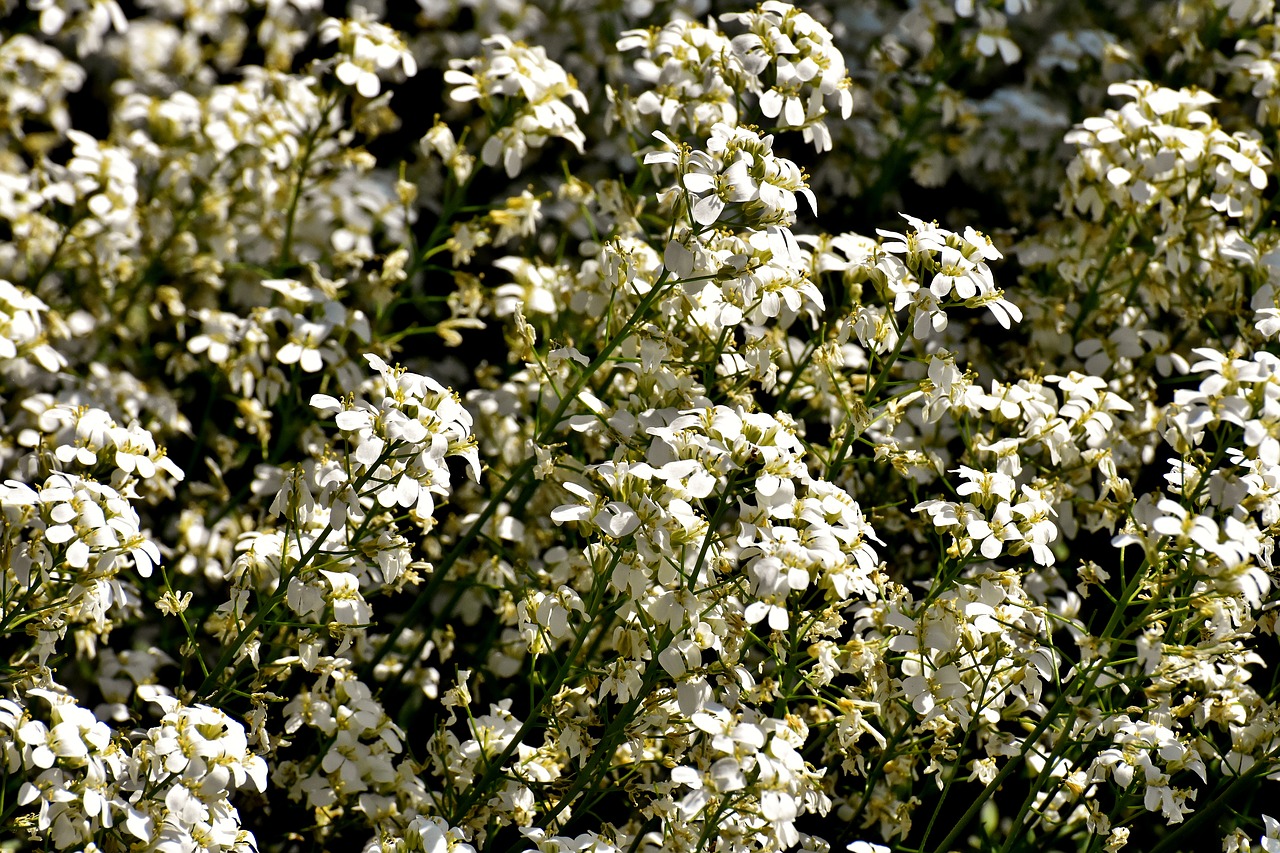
[449,549,624,825]
[527,645,669,839]
[931,553,1151,853]
[1071,217,1132,338]
[196,442,401,699]
[278,96,337,269]
[368,266,677,674]
[827,323,909,478]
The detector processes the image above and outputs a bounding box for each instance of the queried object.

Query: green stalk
[196,441,403,699]
[278,95,338,269]
[931,553,1151,853]
[826,321,908,478]
[367,266,677,675]
[521,642,669,841]
[448,549,624,825]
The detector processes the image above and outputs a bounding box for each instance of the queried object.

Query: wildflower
[319,13,416,98]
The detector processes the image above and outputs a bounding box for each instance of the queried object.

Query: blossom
[649,124,816,229]
[446,35,587,178]
[311,354,480,525]
[900,661,966,718]
[4,4,1280,853]
[319,13,416,98]
[1263,816,1280,853]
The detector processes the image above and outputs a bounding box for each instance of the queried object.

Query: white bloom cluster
[26,0,128,56]
[1090,716,1205,823]
[0,691,265,851]
[620,3,852,151]
[0,34,85,140]
[915,473,1059,565]
[646,124,816,229]
[319,13,417,99]
[722,1,853,150]
[278,674,413,812]
[802,216,1020,380]
[2,692,122,850]
[2,2,1280,853]
[446,35,588,178]
[0,401,180,668]
[1066,81,1270,220]
[0,470,159,645]
[311,353,480,526]
[124,697,268,852]
[0,279,65,378]
[539,404,878,843]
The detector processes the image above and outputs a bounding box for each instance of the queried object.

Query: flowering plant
[1,2,1280,853]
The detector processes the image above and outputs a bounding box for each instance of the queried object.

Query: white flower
[319,14,416,98]
[653,124,816,230]
[724,2,853,150]
[966,501,1023,559]
[446,35,587,178]
[311,355,478,536]
[276,320,332,373]
[322,570,372,626]
[0,279,66,375]
[848,843,890,853]
[1263,815,1280,853]
[900,660,966,718]
[954,466,1016,505]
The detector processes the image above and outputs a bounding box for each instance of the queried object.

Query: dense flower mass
[3,1,1280,853]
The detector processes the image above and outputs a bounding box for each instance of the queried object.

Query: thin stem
[368,266,677,674]
[449,549,624,826]
[278,96,338,269]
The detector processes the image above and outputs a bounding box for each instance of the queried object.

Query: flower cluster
[312,353,481,527]
[319,13,417,99]
[1,691,265,851]
[1,3,1280,853]
[646,123,817,229]
[619,4,852,150]
[446,35,588,178]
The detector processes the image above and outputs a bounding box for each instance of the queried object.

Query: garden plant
[1,1,1280,852]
